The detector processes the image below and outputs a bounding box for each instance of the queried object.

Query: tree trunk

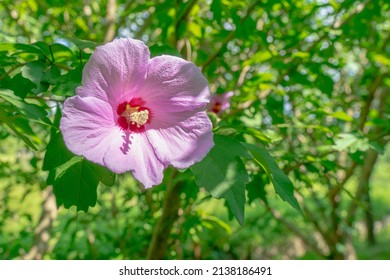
[360,149,379,245]
[146,182,182,259]
[24,186,57,260]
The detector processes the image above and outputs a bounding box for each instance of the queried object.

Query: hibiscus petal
[139,55,210,128]
[103,132,166,188]
[216,91,234,109]
[60,96,120,167]
[61,96,165,188]
[208,91,234,114]
[77,38,150,107]
[60,96,117,165]
[146,111,214,169]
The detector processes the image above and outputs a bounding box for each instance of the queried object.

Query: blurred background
[0,0,389,260]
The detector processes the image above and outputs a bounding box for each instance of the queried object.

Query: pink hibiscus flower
[208,91,234,114]
[60,38,214,188]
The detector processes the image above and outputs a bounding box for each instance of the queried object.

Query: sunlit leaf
[244,143,302,214]
[191,135,251,225]
[334,133,370,153]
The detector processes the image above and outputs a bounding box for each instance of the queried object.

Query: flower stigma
[117,98,151,132]
[121,104,149,127]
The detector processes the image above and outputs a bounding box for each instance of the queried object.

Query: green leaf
[21,61,45,84]
[292,51,310,59]
[41,66,62,85]
[0,51,18,67]
[244,50,272,66]
[21,60,48,94]
[150,44,182,58]
[43,132,115,212]
[242,127,272,143]
[63,36,98,50]
[188,22,202,38]
[53,158,112,212]
[0,73,35,98]
[263,129,283,143]
[244,143,302,214]
[0,107,38,150]
[50,43,74,62]
[372,53,390,67]
[247,174,267,204]
[201,216,232,235]
[191,135,251,225]
[329,111,353,122]
[31,42,52,61]
[319,75,334,96]
[211,0,222,23]
[214,134,253,159]
[0,43,41,54]
[0,89,50,125]
[334,133,369,153]
[43,132,74,171]
[51,65,82,96]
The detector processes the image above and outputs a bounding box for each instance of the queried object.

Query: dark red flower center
[212,102,222,114]
[117,97,151,132]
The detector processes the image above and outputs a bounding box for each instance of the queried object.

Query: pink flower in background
[208,91,233,114]
[60,38,214,188]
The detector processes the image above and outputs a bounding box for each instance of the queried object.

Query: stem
[146,178,182,259]
[0,63,27,80]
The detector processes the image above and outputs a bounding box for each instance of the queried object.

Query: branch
[358,74,385,131]
[345,149,378,226]
[346,87,389,226]
[264,203,328,258]
[147,173,183,259]
[104,0,117,43]
[174,0,198,46]
[294,186,331,245]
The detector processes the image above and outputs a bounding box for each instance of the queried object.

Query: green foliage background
[0,0,389,260]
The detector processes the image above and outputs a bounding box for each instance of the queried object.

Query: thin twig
[264,202,327,258]
[0,63,27,80]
